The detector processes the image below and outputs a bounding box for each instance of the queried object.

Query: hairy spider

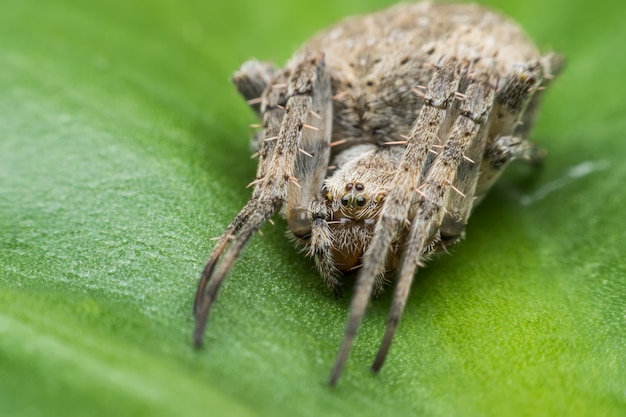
[193,2,562,385]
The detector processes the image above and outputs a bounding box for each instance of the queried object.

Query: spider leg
[515,52,564,139]
[193,53,331,348]
[475,62,545,200]
[328,58,467,386]
[486,135,544,170]
[372,72,496,372]
[481,53,564,175]
[193,70,288,319]
[372,56,559,371]
[232,60,278,115]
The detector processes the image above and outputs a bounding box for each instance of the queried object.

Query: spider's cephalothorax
[193,2,563,385]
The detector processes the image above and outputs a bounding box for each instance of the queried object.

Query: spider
[193,1,562,385]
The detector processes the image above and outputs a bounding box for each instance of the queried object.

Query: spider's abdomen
[296,2,540,145]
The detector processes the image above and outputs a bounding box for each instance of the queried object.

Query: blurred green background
[1,0,625,416]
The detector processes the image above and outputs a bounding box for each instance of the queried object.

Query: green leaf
[1,0,625,416]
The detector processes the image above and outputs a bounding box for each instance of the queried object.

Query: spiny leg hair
[192,69,288,320]
[193,53,332,348]
[328,57,469,385]
[369,61,552,373]
[372,72,497,372]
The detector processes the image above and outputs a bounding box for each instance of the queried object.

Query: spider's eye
[341,196,350,206]
[355,183,364,191]
[356,196,366,207]
[345,183,353,191]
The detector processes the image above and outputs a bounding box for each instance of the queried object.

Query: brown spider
[192,2,563,386]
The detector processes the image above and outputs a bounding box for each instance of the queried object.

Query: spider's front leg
[192,69,288,326]
[193,53,332,348]
[328,58,468,385]
[371,72,497,372]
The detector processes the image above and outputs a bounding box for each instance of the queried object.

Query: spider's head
[325,181,386,220]
[314,149,397,271]
[323,145,397,222]
[318,181,388,273]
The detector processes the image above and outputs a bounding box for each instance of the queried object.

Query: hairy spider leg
[193,54,332,347]
[192,70,288,321]
[328,57,468,385]
[372,72,497,372]
[476,61,545,200]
